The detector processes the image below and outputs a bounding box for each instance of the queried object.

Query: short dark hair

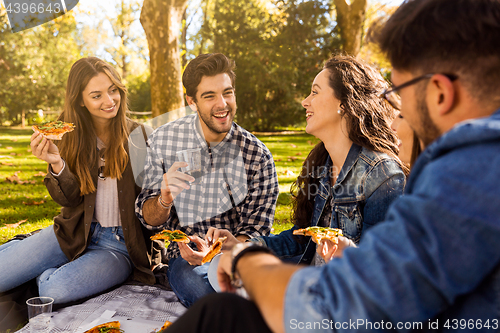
[182,53,236,99]
[375,0,500,103]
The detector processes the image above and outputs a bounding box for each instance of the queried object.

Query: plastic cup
[26,296,53,333]
[176,148,202,184]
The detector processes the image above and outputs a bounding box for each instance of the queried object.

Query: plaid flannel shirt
[135,114,279,261]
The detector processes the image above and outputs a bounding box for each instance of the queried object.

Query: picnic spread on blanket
[17,284,186,333]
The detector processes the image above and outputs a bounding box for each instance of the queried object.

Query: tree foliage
[190,0,339,131]
[0,9,81,124]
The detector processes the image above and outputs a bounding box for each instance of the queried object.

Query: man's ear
[427,74,456,116]
[185,95,197,111]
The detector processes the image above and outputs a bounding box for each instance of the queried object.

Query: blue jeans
[167,256,215,307]
[0,223,132,304]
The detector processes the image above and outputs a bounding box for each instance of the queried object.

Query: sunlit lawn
[0,127,319,244]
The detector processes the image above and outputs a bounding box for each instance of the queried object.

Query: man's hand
[142,161,195,226]
[178,235,210,266]
[160,161,194,204]
[216,250,236,293]
[205,227,241,250]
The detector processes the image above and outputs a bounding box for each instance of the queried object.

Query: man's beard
[198,105,235,135]
[416,96,441,148]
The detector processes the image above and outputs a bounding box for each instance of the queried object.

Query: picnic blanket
[17,284,186,332]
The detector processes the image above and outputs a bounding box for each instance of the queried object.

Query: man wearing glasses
[166,0,500,332]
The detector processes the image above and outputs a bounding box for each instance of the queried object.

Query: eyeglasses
[380,73,458,110]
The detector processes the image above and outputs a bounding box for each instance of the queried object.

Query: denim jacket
[252,144,406,265]
[285,109,500,332]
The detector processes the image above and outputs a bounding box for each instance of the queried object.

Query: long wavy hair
[291,55,405,228]
[56,57,130,195]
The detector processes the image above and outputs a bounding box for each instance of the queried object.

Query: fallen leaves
[5,171,36,185]
[1,219,27,229]
[33,171,46,177]
[22,200,45,206]
[290,144,297,148]
[1,161,14,166]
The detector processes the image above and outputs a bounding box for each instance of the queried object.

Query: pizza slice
[83,321,122,333]
[32,120,75,140]
[292,226,343,245]
[157,320,173,332]
[150,229,190,243]
[201,236,227,264]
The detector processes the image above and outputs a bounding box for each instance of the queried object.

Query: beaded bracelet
[157,195,173,209]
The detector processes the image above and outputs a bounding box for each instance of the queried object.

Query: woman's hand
[317,236,356,263]
[30,132,63,172]
[317,239,338,263]
[205,227,241,250]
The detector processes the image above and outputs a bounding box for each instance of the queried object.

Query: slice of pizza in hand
[150,229,190,243]
[201,236,227,264]
[83,321,123,333]
[32,120,75,140]
[293,226,343,245]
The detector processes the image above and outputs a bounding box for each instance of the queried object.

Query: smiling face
[391,112,415,165]
[186,73,237,143]
[81,72,120,126]
[302,69,342,140]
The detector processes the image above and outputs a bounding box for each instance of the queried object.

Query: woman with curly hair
[209,55,407,265]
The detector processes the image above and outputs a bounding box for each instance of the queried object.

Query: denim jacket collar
[318,143,362,190]
[408,108,500,192]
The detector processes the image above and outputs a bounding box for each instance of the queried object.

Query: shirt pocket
[335,202,362,244]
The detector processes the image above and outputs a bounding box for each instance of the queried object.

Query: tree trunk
[140,0,188,119]
[181,8,188,68]
[333,0,367,56]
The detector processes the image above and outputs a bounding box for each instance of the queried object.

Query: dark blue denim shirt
[284,109,500,332]
[252,144,406,265]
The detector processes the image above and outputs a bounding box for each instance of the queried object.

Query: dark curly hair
[291,55,405,228]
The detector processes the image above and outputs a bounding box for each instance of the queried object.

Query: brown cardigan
[43,120,161,285]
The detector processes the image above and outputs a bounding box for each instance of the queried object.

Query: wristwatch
[230,242,273,288]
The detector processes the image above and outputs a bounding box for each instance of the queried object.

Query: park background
[0,0,402,243]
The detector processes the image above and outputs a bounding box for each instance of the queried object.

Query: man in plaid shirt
[135,53,279,307]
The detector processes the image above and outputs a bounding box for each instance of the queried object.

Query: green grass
[0,127,319,244]
[0,127,60,244]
